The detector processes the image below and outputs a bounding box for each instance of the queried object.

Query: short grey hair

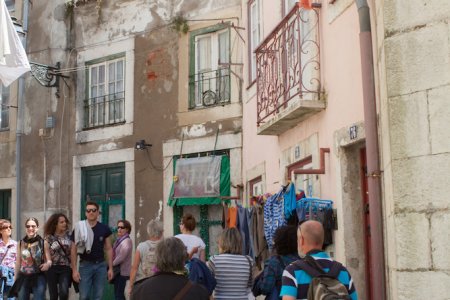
[147,219,163,238]
[155,237,187,272]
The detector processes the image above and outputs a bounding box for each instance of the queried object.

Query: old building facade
[1,0,449,299]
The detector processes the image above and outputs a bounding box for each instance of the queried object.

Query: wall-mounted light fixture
[135,139,152,150]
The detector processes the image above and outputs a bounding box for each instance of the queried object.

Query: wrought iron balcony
[256,5,325,135]
[189,67,231,108]
[83,91,125,129]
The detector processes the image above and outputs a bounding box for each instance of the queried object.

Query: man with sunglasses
[71,201,113,300]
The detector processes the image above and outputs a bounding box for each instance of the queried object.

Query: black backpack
[296,255,351,300]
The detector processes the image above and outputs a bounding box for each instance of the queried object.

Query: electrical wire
[145,148,173,172]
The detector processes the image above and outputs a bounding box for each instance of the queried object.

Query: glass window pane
[108,204,123,228]
[197,36,211,71]
[218,32,229,64]
[109,62,115,83]
[91,67,98,85]
[116,60,124,80]
[98,65,105,84]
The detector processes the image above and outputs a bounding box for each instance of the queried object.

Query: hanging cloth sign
[173,156,221,198]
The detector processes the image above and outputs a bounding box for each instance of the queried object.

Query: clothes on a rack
[263,192,286,251]
[227,206,237,228]
[283,182,297,221]
[236,205,252,256]
[249,204,269,270]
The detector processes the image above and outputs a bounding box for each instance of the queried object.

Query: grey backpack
[297,255,351,300]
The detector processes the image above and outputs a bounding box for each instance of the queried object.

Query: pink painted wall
[242,2,365,199]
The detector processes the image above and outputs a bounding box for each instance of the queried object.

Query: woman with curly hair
[252,225,300,299]
[44,213,72,300]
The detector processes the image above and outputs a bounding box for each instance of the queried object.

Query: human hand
[72,270,81,283]
[107,267,113,281]
[40,261,51,272]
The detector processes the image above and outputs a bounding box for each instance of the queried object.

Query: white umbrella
[0,0,30,87]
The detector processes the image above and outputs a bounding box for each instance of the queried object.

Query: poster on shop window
[173,156,221,198]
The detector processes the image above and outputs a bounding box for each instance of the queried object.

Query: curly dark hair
[273,225,298,256]
[44,213,70,237]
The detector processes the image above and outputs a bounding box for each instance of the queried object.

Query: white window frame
[193,29,230,108]
[86,57,125,128]
[249,0,261,82]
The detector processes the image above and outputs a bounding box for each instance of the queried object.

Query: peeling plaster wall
[18,0,243,246]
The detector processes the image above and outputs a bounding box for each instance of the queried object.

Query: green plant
[171,15,189,34]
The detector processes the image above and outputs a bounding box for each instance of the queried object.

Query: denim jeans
[113,275,129,300]
[0,281,14,300]
[79,261,107,300]
[17,273,46,300]
[46,265,71,300]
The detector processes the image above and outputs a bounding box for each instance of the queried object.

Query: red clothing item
[227,207,237,228]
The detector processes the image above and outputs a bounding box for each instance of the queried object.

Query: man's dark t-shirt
[71,222,112,262]
[132,272,209,300]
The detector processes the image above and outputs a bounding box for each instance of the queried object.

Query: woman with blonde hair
[128,219,163,295]
[207,227,253,299]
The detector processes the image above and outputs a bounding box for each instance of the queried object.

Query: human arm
[71,241,80,283]
[105,236,113,281]
[279,266,298,299]
[199,248,206,262]
[14,242,21,280]
[128,249,141,296]
[40,239,52,272]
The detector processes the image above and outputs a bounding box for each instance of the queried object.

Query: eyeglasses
[86,208,98,213]
[117,226,126,229]
[26,225,37,229]
[1,226,12,230]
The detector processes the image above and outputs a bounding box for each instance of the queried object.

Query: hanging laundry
[283,182,297,221]
[249,204,268,270]
[236,204,252,256]
[227,206,237,228]
[264,191,286,251]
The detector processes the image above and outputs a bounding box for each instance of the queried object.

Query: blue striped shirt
[280,251,357,300]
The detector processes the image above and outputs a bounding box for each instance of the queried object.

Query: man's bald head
[298,220,324,249]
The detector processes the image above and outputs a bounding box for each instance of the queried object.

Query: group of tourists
[0,200,358,300]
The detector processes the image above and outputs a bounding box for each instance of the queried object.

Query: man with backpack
[280,220,357,300]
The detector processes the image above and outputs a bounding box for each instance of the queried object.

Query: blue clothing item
[0,267,14,300]
[237,205,252,256]
[114,274,129,300]
[188,258,216,295]
[280,251,357,300]
[254,254,300,297]
[46,265,71,300]
[79,260,107,300]
[264,192,286,250]
[79,222,112,262]
[18,273,46,300]
[283,183,297,220]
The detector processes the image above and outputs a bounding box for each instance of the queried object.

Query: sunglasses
[26,225,37,229]
[1,225,12,230]
[86,208,98,213]
[117,226,126,229]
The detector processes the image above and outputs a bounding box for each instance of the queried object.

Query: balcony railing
[84,91,125,129]
[189,67,231,108]
[256,5,321,127]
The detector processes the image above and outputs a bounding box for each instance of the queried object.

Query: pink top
[0,239,18,269]
[112,237,132,276]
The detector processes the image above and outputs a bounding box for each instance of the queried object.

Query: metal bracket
[29,62,69,98]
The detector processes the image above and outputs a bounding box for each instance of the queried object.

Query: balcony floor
[257,99,326,135]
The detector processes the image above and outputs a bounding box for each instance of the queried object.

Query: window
[249,0,261,82]
[84,56,125,129]
[189,24,231,109]
[0,85,10,131]
[5,0,15,11]
[249,176,263,197]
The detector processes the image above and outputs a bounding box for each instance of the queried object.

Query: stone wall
[375,0,450,299]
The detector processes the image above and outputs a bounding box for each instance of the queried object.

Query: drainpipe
[15,0,30,236]
[356,0,386,299]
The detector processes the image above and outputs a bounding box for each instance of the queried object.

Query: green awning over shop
[168,155,230,206]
